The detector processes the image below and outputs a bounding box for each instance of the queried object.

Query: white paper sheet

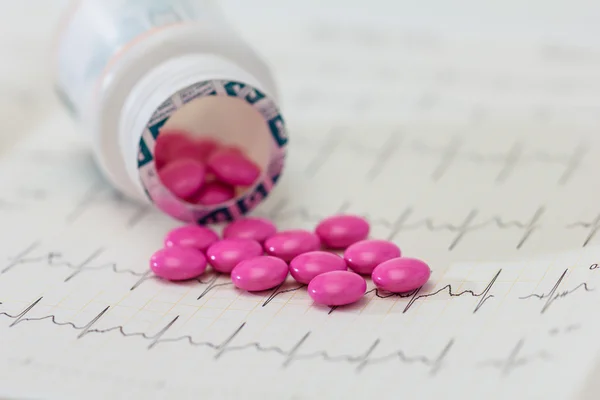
[2,4,600,399]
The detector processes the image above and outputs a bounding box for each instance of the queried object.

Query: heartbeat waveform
[299,134,586,168]
[519,269,594,314]
[0,249,315,309]
[411,139,585,166]
[263,203,547,250]
[2,242,147,280]
[479,338,552,376]
[3,244,595,317]
[298,132,588,184]
[0,296,454,374]
[265,201,600,249]
[196,270,502,314]
[262,283,308,307]
[567,214,600,247]
[400,269,501,313]
[196,273,233,300]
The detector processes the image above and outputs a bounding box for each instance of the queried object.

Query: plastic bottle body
[55,0,288,224]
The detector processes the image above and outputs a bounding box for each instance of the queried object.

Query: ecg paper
[2,4,600,400]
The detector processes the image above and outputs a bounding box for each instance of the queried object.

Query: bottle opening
[137,79,288,225]
[156,96,271,202]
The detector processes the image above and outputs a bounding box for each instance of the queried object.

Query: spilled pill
[315,214,370,249]
[164,225,219,252]
[264,229,321,262]
[222,217,277,243]
[150,246,207,281]
[206,238,264,274]
[289,251,347,284]
[343,239,401,275]
[372,257,431,293]
[308,270,366,306]
[231,256,289,291]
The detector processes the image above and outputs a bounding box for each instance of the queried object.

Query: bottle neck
[119,53,271,200]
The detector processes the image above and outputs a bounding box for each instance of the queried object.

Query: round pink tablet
[192,137,220,162]
[154,130,193,169]
[231,256,289,291]
[372,257,431,293]
[343,239,402,275]
[308,270,366,306]
[150,246,208,281]
[159,158,206,199]
[264,230,321,262]
[169,138,219,164]
[289,251,347,284]
[223,217,277,243]
[315,214,370,249]
[206,238,264,274]
[207,148,261,186]
[164,225,219,252]
[191,181,235,205]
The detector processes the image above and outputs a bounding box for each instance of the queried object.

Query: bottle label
[55,0,219,117]
[137,79,289,224]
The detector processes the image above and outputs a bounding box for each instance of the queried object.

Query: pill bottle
[54,0,288,225]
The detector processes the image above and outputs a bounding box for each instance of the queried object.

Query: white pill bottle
[54,0,288,225]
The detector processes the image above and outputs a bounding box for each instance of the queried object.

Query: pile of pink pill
[155,129,261,205]
[150,214,432,308]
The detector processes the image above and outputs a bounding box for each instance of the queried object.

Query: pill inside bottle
[53,0,289,225]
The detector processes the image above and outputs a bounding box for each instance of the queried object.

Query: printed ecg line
[298,132,589,185]
[261,202,600,249]
[364,269,501,314]
[0,244,506,314]
[3,244,597,317]
[478,338,552,377]
[0,296,454,374]
[1,242,145,280]
[16,203,600,258]
[519,268,594,314]
[0,297,580,376]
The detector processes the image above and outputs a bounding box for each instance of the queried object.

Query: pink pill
[150,246,207,281]
[154,130,193,169]
[192,137,220,162]
[191,181,236,205]
[170,139,218,164]
[223,217,277,243]
[315,214,370,249]
[159,158,206,199]
[164,225,219,252]
[372,257,431,293]
[264,230,321,262]
[308,270,366,306]
[207,148,261,186]
[206,238,264,274]
[289,251,347,284]
[343,239,402,275]
[231,256,289,291]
